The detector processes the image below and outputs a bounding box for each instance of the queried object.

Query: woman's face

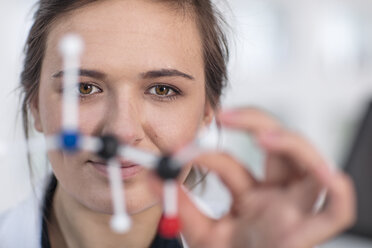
[32,0,213,214]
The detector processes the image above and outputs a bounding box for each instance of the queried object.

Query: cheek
[142,98,205,152]
[78,101,107,134]
[38,87,62,134]
[38,89,106,135]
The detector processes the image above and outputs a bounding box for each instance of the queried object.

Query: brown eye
[79,83,93,94]
[147,84,179,100]
[155,85,170,96]
[78,83,101,95]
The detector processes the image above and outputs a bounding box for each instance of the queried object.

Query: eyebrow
[52,69,107,80]
[141,69,195,80]
[52,68,195,81]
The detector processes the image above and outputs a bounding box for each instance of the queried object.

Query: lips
[88,159,143,179]
[119,160,138,168]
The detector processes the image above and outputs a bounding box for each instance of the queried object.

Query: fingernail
[315,159,340,186]
[317,168,332,185]
[325,158,338,174]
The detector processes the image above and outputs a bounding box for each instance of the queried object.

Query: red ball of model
[158,216,181,238]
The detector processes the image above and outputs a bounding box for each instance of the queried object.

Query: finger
[264,155,324,212]
[258,130,332,186]
[177,186,232,246]
[192,152,256,201]
[284,171,355,247]
[264,155,300,185]
[288,175,324,213]
[264,159,323,214]
[218,107,331,194]
[260,129,333,214]
[217,107,281,135]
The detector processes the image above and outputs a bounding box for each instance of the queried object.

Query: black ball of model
[97,135,119,160]
[156,156,182,180]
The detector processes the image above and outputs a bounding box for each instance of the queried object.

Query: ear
[202,100,215,127]
[30,98,43,133]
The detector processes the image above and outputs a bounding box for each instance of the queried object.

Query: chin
[127,199,160,215]
[77,179,160,216]
[124,185,161,215]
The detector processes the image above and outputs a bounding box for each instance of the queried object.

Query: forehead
[44,0,203,77]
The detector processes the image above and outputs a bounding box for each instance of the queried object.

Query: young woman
[0,0,355,247]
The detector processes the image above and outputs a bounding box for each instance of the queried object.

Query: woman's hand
[177,107,355,248]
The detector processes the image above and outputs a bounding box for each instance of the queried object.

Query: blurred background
[0,0,372,246]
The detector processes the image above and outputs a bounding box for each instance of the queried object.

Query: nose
[101,94,144,146]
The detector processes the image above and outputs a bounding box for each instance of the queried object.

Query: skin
[32,0,212,247]
[31,0,356,247]
[170,108,355,248]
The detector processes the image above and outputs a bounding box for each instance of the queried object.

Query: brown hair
[21,0,229,186]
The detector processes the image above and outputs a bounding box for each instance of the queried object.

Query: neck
[49,184,162,248]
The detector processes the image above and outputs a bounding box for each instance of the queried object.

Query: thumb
[177,186,221,246]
